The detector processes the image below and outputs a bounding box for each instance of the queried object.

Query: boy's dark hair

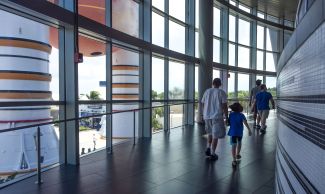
[229,102,243,112]
[260,84,267,90]
[256,79,262,86]
[212,78,221,87]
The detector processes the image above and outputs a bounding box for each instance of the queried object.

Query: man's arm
[249,89,253,106]
[270,97,275,109]
[243,120,252,136]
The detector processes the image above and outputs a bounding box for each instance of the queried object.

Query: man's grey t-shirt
[251,86,261,101]
[201,88,227,120]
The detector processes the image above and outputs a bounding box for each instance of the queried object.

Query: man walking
[253,84,275,133]
[249,79,262,128]
[201,78,228,160]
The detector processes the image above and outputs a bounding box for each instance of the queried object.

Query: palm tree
[86,91,102,100]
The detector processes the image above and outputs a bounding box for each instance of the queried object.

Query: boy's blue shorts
[230,136,242,145]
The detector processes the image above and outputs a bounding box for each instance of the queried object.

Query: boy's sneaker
[236,154,242,160]
[260,128,266,134]
[210,154,218,161]
[232,160,237,167]
[256,125,261,129]
[205,148,211,157]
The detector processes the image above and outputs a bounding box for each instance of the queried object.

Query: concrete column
[185,0,195,126]
[198,0,213,122]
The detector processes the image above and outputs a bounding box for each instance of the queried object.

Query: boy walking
[228,102,252,167]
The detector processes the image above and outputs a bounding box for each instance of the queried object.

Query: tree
[86,91,102,100]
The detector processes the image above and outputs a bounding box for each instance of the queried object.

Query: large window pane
[266,28,279,52]
[213,39,220,63]
[195,0,199,29]
[112,0,139,37]
[110,47,140,144]
[195,31,199,58]
[152,0,164,11]
[213,7,221,37]
[152,57,164,100]
[257,25,264,49]
[169,0,185,21]
[78,36,106,101]
[228,72,235,98]
[238,18,250,46]
[152,12,165,47]
[229,15,236,42]
[266,52,277,72]
[169,21,185,53]
[256,50,264,70]
[229,43,236,66]
[239,4,250,13]
[195,66,199,100]
[257,75,264,83]
[170,104,184,128]
[169,61,185,99]
[213,69,220,79]
[237,73,250,98]
[78,1,105,25]
[266,76,277,96]
[238,46,250,68]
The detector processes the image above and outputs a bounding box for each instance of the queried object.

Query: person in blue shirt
[253,84,275,133]
[228,102,252,167]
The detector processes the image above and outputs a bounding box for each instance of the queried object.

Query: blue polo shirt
[255,91,273,110]
[227,112,246,137]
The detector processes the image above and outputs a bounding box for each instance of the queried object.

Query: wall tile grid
[276,19,325,193]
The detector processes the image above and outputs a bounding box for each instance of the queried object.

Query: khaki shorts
[258,110,270,120]
[205,119,226,139]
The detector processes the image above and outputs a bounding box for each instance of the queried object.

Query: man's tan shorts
[258,110,270,121]
[205,119,226,138]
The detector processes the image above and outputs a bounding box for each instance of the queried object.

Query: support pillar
[198,0,213,122]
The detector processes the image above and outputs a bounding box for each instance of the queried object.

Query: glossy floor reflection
[1,112,277,194]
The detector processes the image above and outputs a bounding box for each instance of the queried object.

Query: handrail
[0,101,197,134]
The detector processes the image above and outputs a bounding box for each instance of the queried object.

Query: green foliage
[79,126,91,131]
[152,107,164,131]
[152,90,164,100]
[169,87,184,99]
[86,91,102,100]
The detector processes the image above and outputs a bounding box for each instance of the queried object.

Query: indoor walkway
[1,112,277,194]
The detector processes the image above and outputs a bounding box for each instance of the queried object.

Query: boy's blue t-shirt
[256,91,273,110]
[228,112,246,136]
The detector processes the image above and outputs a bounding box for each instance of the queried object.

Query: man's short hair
[260,84,267,90]
[212,78,222,87]
[256,79,262,86]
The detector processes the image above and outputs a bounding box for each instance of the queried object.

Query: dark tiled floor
[1,113,277,194]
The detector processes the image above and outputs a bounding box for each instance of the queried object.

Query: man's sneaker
[236,154,242,160]
[210,154,218,161]
[260,128,266,134]
[205,148,211,157]
[232,160,237,167]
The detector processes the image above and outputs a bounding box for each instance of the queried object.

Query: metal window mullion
[164,0,170,131]
[105,0,112,153]
[184,0,195,126]
[140,0,152,138]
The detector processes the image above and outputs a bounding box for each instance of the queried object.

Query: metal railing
[0,100,196,186]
